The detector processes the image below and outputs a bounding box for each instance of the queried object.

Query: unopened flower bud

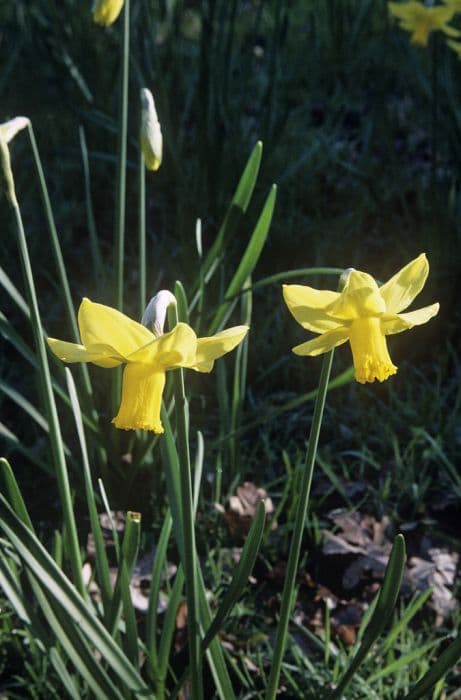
[140,88,163,171]
[92,0,125,26]
[0,117,30,144]
[0,136,17,207]
[141,290,176,336]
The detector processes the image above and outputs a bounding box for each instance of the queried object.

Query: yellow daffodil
[92,0,125,26]
[283,254,439,384]
[48,298,248,433]
[388,1,459,46]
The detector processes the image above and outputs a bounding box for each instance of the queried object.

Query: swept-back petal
[129,322,197,368]
[282,285,341,332]
[47,338,122,368]
[379,253,428,314]
[78,298,153,358]
[381,303,440,335]
[326,271,385,320]
[188,325,249,373]
[292,327,349,357]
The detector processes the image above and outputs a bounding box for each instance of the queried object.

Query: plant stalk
[265,349,334,700]
[112,0,130,416]
[168,304,203,700]
[11,202,85,596]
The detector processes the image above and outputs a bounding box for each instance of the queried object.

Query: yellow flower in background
[48,298,248,433]
[283,254,439,384]
[388,1,459,46]
[92,0,125,26]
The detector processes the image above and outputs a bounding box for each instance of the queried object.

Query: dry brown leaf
[216,481,275,537]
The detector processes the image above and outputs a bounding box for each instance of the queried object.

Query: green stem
[112,0,130,415]
[168,305,203,700]
[11,202,85,596]
[431,33,438,190]
[114,0,130,312]
[265,349,334,700]
[26,124,96,410]
[139,150,146,320]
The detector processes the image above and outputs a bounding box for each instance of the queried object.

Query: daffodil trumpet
[283,253,439,384]
[48,298,248,433]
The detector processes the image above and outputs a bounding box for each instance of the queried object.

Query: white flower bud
[141,290,176,336]
[0,117,30,144]
[140,88,163,171]
[0,136,17,207]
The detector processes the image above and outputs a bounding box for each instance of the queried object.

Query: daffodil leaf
[202,501,266,650]
[330,534,406,698]
[0,493,152,696]
[0,457,34,530]
[200,141,263,286]
[209,184,277,334]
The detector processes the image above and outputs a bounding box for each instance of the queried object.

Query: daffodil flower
[92,0,125,26]
[283,254,439,384]
[48,298,248,433]
[388,1,459,46]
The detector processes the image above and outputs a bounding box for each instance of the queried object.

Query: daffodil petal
[382,303,440,335]
[188,325,249,373]
[47,338,122,368]
[282,285,341,332]
[129,322,197,367]
[326,270,385,319]
[292,327,349,357]
[379,253,429,314]
[78,298,153,358]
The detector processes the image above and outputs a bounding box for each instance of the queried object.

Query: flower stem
[138,149,146,320]
[114,0,130,312]
[11,202,85,596]
[265,349,334,700]
[168,305,203,700]
[112,0,130,416]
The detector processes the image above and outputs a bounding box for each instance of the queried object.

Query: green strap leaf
[202,501,266,650]
[0,493,153,697]
[330,534,406,698]
[0,457,34,529]
[199,141,263,289]
[209,184,277,334]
